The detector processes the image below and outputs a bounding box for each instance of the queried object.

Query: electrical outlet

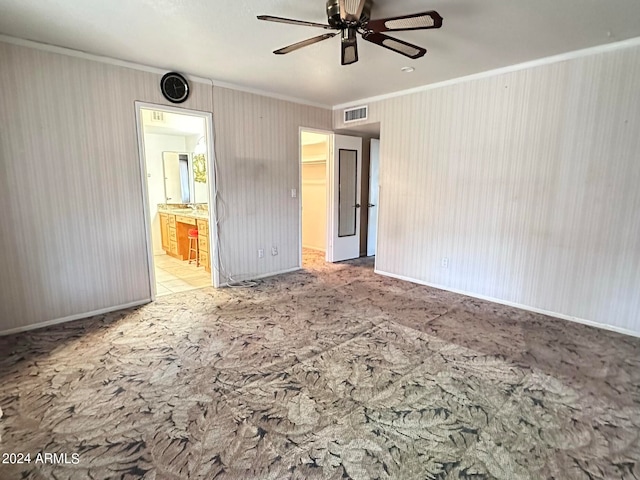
[271,246,278,256]
[441,257,449,268]
[258,248,264,258]
[291,188,297,198]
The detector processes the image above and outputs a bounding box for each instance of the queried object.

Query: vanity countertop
[158,207,209,221]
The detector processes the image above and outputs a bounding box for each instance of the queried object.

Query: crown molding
[0,34,332,110]
[3,32,638,113]
[333,36,640,111]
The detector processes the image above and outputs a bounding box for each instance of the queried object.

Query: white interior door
[327,134,362,262]
[367,138,380,256]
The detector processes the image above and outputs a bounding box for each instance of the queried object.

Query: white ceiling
[1,0,639,106]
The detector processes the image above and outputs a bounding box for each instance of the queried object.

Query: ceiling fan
[258,0,443,66]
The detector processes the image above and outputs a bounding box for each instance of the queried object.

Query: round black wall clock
[160,72,190,103]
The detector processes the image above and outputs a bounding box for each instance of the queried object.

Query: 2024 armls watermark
[2,452,80,465]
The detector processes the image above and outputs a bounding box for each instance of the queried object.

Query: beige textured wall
[334,43,640,335]
[302,142,327,159]
[0,41,331,332]
[212,87,331,283]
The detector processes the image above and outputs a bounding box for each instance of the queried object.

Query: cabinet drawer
[169,240,178,255]
[168,227,177,242]
[198,236,209,253]
[196,219,209,235]
[168,215,176,227]
[199,250,209,268]
[176,215,197,226]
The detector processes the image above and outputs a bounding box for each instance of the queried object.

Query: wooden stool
[187,228,199,266]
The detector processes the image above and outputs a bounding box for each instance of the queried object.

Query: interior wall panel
[0,41,331,332]
[212,87,331,284]
[334,44,640,334]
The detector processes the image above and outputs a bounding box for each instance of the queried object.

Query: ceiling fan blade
[366,11,443,32]
[257,15,334,30]
[362,32,426,59]
[341,28,358,65]
[274,33,338,55]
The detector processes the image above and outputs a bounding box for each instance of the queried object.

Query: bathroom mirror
[162,152,192,204]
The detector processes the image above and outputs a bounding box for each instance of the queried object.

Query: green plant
[193,154,207,183]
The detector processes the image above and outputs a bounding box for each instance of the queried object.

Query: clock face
[160,72,190,103]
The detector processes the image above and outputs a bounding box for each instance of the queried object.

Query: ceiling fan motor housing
[326,0,372,27]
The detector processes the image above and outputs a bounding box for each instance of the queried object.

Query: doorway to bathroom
[135,103,219,298]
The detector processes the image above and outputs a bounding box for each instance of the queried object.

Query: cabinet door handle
[368,203,376,207]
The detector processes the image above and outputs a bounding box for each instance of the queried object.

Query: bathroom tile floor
[154,254,211,296]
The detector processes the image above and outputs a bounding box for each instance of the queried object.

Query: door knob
[354,204,361,208]
[368,203,375,207]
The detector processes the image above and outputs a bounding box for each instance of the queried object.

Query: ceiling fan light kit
[258,0,443,66]
[341,27,359,65]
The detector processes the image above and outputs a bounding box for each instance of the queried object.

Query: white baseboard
[0,299,152,337]
[375,269,640,339]
[222,267,302,286]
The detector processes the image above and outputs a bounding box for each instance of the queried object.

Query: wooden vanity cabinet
[159,211,211,273]
[196,219,211,273]
[167,214,178,256]
[159,212,179,258]
[159,213,170,252]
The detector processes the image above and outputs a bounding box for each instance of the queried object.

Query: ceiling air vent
[343,105,368,123]
[151,111,165,122]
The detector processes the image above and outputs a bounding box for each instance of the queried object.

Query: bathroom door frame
[135,102,220,300]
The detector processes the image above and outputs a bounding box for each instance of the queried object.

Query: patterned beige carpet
[0,250,639,479]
